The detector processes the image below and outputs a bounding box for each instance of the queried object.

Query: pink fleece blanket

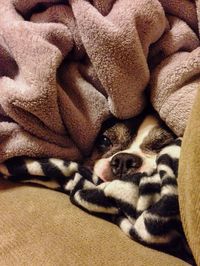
[0,0,199,162]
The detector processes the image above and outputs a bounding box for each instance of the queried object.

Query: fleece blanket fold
[0,0,199,162]
[0,139,195,264]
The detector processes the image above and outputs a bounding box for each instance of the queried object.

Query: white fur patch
[139,173,160,185]
[119,218,133,237]
[137,194,160,212]
[49,159,78,176]
[74,191,118,214]
[92,173,100,184]
[127,115,159,154]
[65,172,82,191]
[159,145,181,159]
[134,212,177,244]
[161,185,178,196]
[158,164,175,177]
[104,180,139,207]
[25,159,44,176]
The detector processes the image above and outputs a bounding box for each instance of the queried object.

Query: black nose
[110,153,142,177]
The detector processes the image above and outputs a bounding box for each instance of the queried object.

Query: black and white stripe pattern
[0,138,194,264]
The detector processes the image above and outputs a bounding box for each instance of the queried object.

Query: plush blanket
[0,0,199,162]
[0,138,195,264]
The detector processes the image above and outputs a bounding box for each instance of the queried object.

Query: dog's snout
[110,153,142,177]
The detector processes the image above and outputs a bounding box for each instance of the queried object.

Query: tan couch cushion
[179,88,200,266]
[0,180,189,266]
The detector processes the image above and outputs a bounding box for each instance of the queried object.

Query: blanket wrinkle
[30,4,86,59]
[159,0,198,32]
[0,0,200,162]
[149,15,199,61]
[57,62,110,152]
[71,0,165,117]
[0,21,72,137]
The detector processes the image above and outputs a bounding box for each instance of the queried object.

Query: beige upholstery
[0,180,189,266]
[178,88,200,266]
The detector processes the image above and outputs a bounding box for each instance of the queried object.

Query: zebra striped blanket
[0,138,194,264]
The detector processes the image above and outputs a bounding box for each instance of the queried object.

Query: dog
[0,111,175,186]
[0,112,191,264]
[84,112,175,182]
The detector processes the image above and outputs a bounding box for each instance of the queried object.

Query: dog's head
[84,114,175,181]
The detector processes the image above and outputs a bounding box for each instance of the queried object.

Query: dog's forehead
[103,115,158,139]
[104,122,133,143]
[101,115,145,142]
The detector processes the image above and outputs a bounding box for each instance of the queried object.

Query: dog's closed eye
[140,127,174,153]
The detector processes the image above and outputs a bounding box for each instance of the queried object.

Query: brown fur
[84,113,175,181]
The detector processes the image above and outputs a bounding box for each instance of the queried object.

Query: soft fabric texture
[0,180,190,266]
[0,139,195,264]
[178,87,200,266]
[0,0,199,162]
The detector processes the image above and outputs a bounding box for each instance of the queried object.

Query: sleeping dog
[84,112,175,182]
[0,111,175,185]
[0,111,192,264]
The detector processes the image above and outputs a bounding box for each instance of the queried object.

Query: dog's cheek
[93,158,113,182]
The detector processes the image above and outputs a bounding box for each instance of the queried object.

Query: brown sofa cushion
[0,180,189,266]
[179,88,200,266]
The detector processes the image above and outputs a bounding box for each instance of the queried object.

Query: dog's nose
[110,153,142,177]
